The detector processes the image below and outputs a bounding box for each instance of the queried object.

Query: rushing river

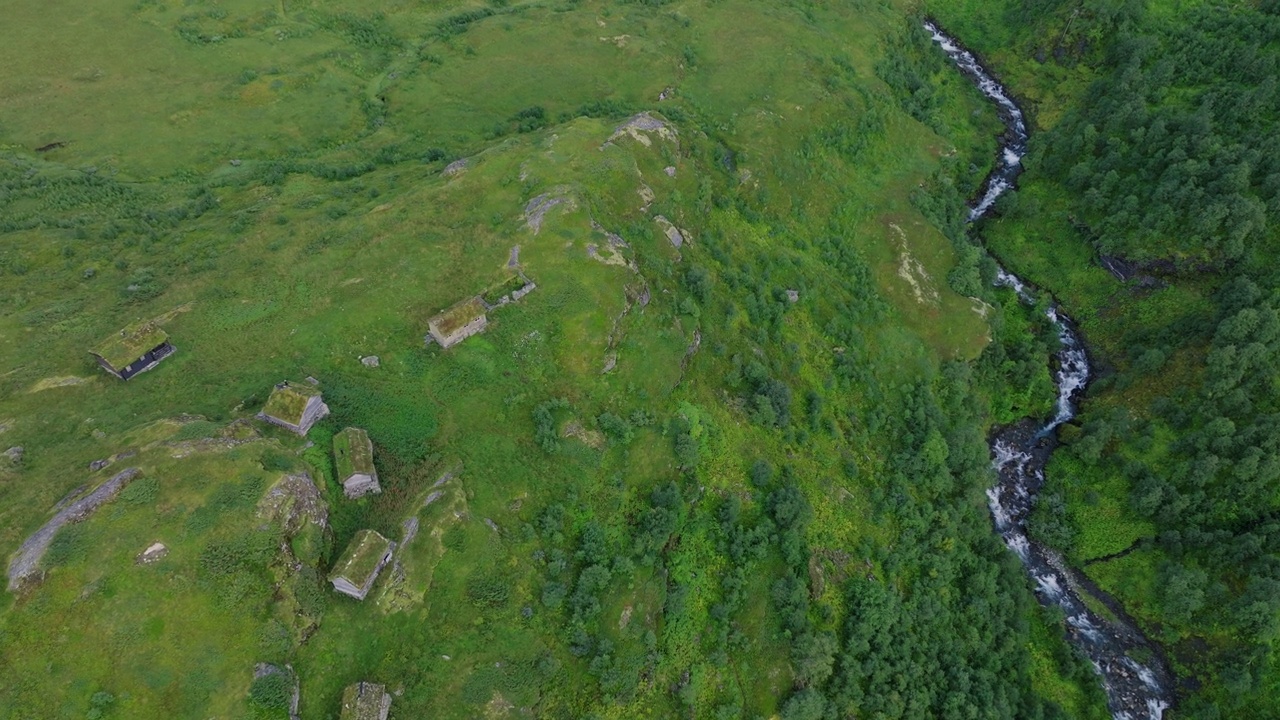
[924,21,1174,720]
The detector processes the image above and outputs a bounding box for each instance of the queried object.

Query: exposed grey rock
[401,517,420,547]
[257,473,329,535]
[4,446,23,464]
[89,458,110,471]
[305,376,320,386]
[785,289,800,303]
[136,542,168,564]
[664,166,676,177]
[361,355,380,368]
[7,468,142,591]
[654,215,686,248]
[524,191,575,234]
[511,281,536,302]
[443,158,469,177]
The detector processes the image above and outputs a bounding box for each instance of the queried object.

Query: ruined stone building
[339,682,391,720]
[427,297,488,349]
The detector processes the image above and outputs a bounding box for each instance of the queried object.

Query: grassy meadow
[0,0,1110,718]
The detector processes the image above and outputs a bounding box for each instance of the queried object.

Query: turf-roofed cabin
[328,529,394,601]
[334,427,381,499]
[90,321,175,380]
[339,681,392,720]
[257,381,330,436]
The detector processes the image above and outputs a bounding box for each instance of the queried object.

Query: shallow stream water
[924,21,1173,720]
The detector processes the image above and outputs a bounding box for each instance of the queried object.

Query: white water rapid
[925,20,1173,720]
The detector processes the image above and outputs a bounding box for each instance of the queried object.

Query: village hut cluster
[84,268,542,716]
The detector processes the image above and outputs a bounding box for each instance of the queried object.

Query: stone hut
[258,381,330,436]
[339,682,391,720]
[328,529,394,600]
[427,297,488,349]
[334,427,380,499]
[90,321,175,380]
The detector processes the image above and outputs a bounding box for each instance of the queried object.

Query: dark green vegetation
[928,0,1280,715]
[0,0,1144,718]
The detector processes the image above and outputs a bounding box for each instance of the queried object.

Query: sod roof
[334,427,375,480]
[92,321,169,369]
[339,682,389,720]
[261,382,321,425]
[328,529,392,586]
[430,297,486,337]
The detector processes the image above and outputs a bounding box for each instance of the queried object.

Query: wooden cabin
[334,427,381,499]
[328,529,394,601]
[257,381,330,436]
[90,321,175,380]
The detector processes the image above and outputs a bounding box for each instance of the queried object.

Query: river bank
[924,21,1173,720]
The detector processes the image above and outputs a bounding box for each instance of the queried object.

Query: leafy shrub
[541,581,567,609]
[533,398,569,453]
[259,450,294,472]
[436,7,495,37]
[121,267,165,302]
[683,265,711,303]
[248,672,291,711]
[46,524,92,567]
[119,476,159,505]
[170,420,221,442]
[293,566,326,618]
[466,573,511,608]
[442,526,467,551]
[595,412,632,444]
[749,458,774,488]
[511,106,548,133]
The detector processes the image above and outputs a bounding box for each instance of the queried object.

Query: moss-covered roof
[261,382,321,425]
[334,427,375,480]
[430,297,486,337]
[328,529,392,585]
[92,320,169,369]
[339,682,388,720]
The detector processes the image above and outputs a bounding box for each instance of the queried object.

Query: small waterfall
[924,20,1173,720]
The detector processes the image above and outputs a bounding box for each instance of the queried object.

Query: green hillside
[10,0,1260,717]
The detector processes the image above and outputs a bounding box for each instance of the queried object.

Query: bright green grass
[0,426,311,717]
[0,0,1111,716]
